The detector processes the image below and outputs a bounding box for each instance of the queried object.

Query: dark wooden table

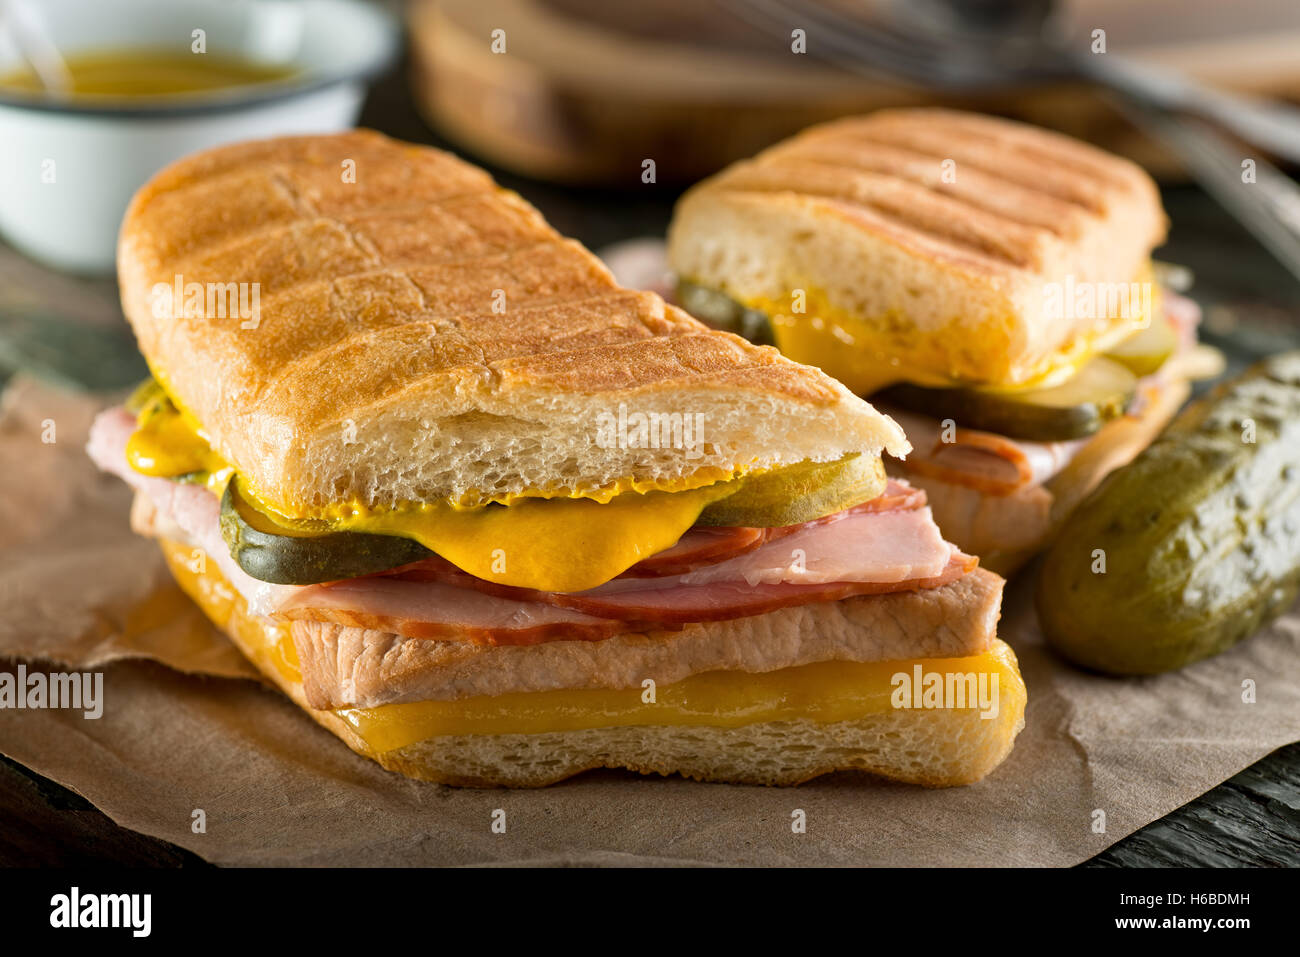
[1,60,1298,869]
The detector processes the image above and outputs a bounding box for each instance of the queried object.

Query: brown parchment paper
[1,375,1298,867]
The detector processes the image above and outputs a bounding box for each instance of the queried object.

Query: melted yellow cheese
[159,538,1023,754]
[248,480,732,593]
[128,383,744,592]
[340,646,1022,750]
[743,272,1156,395]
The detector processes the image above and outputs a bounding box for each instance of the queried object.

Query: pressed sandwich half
[668,108,1221,575]
[89,131,1024,787]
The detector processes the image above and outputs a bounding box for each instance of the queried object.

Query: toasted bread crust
[119,131,906,515]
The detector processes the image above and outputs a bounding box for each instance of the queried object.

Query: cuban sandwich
[89,131,1024,787]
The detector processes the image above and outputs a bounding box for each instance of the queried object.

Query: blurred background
[1,0,1299,391]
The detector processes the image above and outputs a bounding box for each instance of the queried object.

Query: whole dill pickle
[1037,352,1300,674]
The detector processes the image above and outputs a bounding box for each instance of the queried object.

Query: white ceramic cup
[0,0,399,274]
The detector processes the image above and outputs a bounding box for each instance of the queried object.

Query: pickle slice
[220,479,431,585]
[1104,315,1178,377]
[696,453,886,527]
[676,280,775,345]
[879,357,1138,441]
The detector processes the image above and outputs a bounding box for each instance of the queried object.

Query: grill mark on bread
[396,271,428,311]
[269,169,319,219]
[786,110,1138,213]
[131,193,493,271]
[842,127,1113,214]
[763,141,1080,238]
[813,197,1032,278]
[495,330,779,392]
[247,240,589,316]
[338,219,385,264]
[273,168,393,307]
[255,288,690,404]
[175,226,589,315]
[717,188,1032,280]
[859,109,1139,189]
[338,193,556,264]
[236,239,622,391]
[265,291,691,414]
[712,163,1045,270]
[134,153,496,268]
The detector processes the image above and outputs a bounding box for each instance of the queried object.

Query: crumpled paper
[1,376,1297,866]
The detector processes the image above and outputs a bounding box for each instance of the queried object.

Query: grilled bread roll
[667,108,1166,389]
[118,131,906,517]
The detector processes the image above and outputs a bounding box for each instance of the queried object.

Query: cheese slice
[160,538,1024,755]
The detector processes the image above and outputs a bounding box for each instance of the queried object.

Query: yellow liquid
[0,49,298,98]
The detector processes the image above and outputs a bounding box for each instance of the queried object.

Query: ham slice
[283,550,971,640]
[90,405,974,647]
[664,502,952,588]
[1162,289,1201,350]
[880,405,1087,496]
[624,478,929,577]
[287,498,965,641]
[624,525,767,577]
[523,554,975,624]
[378,486,952,595]
[274,577,657,645]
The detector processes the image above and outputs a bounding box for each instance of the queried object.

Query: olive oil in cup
[0,49,300,100]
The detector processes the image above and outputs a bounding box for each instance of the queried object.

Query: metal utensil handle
[1086,54,1300,166]
[1115,96,1300,286]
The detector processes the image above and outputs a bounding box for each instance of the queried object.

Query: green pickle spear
[1036,352,1300,674]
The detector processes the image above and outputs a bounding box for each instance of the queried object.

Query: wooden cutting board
[409,0,1300,185]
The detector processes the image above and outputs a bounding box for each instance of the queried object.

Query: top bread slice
[117,131,907,516]
[667,108,1167,388]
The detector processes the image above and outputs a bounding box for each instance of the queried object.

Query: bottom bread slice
[380,701,1025,787]
[158,538,1026,788]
